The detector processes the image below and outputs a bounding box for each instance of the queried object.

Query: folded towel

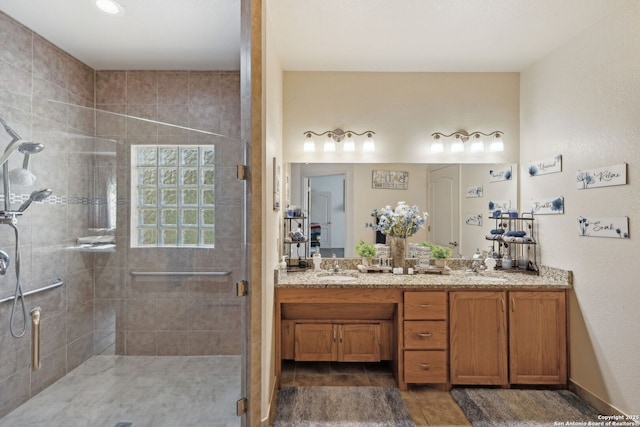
[77,235,116,245]
[485,234,504,240]
[490,228,505,235]
[506,230,526,237]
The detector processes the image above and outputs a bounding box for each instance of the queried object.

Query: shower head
[18,142,44,155]
[18,141,44,170]
[17,189,52,212]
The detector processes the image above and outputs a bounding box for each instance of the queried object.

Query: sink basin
[470,275,509,284]
[315,272,358,282]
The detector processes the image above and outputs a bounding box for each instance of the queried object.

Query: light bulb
[451,139,465,153]
[362,134,375,152]
[490,135,504,152]
[343,134,355,152]
[95,0,124,15]
[303,135,316,152]
[323,135,336,152]
[470,136,485,153]
[431,136,444,153]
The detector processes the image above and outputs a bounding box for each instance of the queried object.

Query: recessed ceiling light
[94,0,125,16]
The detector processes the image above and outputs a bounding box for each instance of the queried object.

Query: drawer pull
[418,304,432,308]
[418,332,432,338]
[419,363,431,370]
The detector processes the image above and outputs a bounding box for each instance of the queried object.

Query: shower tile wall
[0,11,97,417]
[94,70,242,357]
[0,11,243,418]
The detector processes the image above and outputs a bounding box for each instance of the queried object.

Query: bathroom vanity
[275,266,571,390]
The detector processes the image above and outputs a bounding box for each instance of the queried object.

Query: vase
[388,236,406,270]
[435,258,447,268]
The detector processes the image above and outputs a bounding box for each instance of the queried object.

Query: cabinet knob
[418,304,432,308]
[419,363,432,370]
[418,332,432,338]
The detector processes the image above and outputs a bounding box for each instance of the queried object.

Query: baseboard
[261,375,278,427]
[569,379,638,424]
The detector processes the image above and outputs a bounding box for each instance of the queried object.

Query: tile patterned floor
[0,355,241,427]
[280,360,471,426]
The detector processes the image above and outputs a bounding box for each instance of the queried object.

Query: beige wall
[521,0,640,414]
[283,72,520,165]
[459,163,519,258]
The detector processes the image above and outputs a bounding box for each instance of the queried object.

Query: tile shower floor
[0,355,241,427]
[279,360,471,426]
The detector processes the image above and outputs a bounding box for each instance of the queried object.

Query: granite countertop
[276,263,572,290]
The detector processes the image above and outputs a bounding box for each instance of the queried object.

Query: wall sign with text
[372,170,409,190]
[578,216,629,238]
[576,163,627,189]
[529,154,562,176]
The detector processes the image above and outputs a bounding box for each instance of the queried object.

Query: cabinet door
[450,291,508,385]
[509,291,567,384]
[338,324,381,362]
[294,324,336,361]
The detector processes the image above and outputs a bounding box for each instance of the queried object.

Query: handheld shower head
[18,189,52,212]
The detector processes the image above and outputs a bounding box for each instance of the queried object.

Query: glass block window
[131,145,215,247]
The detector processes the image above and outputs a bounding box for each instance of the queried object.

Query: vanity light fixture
[430,130,504,153]
[94,0,125,15]
[303,129,376,153]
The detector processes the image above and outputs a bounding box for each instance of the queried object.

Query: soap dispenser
[502,253,512,269]
[313,252,322,271]
[278,256,288,280]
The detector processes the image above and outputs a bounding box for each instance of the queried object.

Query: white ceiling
[0,0,626,72]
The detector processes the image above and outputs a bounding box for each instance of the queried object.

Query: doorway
[429,164,460,253]
[308,175,346,257]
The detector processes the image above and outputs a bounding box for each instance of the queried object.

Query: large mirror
[287,163,518,259]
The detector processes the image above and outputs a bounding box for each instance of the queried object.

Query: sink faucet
[332,254,340,272]
[470,259,484,274]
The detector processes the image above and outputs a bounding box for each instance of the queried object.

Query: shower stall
[0,31,247,425]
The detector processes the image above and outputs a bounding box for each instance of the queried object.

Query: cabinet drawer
[404,292,447,320]
[404,321,447,349]
[404,350,447,383]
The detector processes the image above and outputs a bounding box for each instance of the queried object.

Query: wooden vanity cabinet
[293,322,381,362]
[449,290,567,386]
[509,291,567,384]
[402,291,448,385]
[449,291,508,385]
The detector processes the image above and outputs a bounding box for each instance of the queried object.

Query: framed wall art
[372,170,409,190]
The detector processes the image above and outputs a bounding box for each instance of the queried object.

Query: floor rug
[274,386,416,426]
[451,388,601,427]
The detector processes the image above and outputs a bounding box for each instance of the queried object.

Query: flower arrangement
[366,201,428,238]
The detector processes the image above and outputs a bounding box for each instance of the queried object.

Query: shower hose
[9,222,27,338]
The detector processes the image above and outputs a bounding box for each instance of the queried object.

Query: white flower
[366,201,428,238]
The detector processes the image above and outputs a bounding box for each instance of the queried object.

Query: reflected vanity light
[430,130,504,153]
[303,129,376,153]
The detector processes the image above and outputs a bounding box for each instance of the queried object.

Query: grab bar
[129,270,231,277]
[30,307,41,371]
[0,279,64,303]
